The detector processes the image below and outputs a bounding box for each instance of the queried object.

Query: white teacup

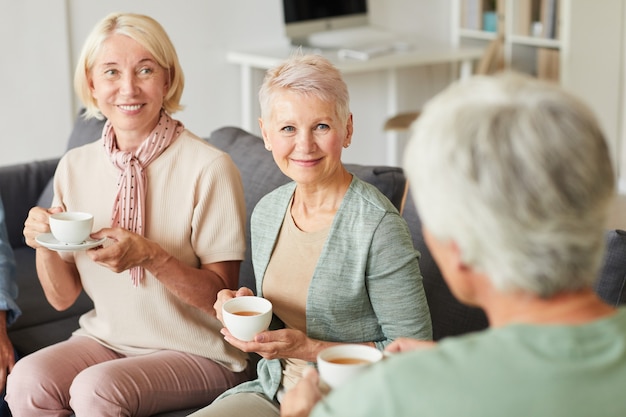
[49,212,94,244]
[222,296,273,342]
[317,344,383,389]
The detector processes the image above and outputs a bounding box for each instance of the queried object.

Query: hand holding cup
[316,344,383,389]
[222,296,273,342]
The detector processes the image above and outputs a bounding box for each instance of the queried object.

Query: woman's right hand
[23,206,83,310]
[214,286,254,324]
[23,206,62,249]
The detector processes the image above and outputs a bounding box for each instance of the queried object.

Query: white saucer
[35,233,106,252]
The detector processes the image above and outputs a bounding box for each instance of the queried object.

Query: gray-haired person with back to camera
[281,71,626,417]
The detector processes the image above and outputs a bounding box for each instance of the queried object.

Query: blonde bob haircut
[74,12,184,119]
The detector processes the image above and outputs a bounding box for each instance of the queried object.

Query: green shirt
[313,308,626,417]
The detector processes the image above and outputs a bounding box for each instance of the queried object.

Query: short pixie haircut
[74,12,184,119]
[258,53,350,123]
[404,72,615,298]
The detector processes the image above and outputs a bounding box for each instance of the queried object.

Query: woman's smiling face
[260,89,353,187]
[89,33,169,146]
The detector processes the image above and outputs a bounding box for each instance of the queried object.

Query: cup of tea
[49,212,94,244]
[222,296,273,341]
[317,344,383,389]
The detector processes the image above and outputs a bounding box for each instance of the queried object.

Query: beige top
[52,131,249,371]
[263,202,329,391]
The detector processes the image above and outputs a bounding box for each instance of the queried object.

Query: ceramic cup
[49,212,94,244]
[222,296,273,342]
[317,344,383,389]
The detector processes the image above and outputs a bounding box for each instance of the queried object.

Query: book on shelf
[461,0,501,31]
[540,0,559,39]
[461,0,484,30]
[496,0,506,36]
[514,0,532,35]
[536,47,560,82]
[515,0,553,37]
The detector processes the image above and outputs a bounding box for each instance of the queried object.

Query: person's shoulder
[346,175,399,213]
[59,139,105,169]
[177,130,223,154]
[173,130,238,168]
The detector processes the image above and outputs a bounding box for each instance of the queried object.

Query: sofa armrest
[0,159,58,248]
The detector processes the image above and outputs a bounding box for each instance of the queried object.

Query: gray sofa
[1,112,625,416]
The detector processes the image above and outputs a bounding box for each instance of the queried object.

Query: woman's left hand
[87,227,157,273]
[221,327,321,362]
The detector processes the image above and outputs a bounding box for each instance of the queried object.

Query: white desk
[227,44,483,166]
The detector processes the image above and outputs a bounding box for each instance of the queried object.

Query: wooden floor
[608,194,626,230]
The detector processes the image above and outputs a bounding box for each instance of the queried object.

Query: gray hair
[404,72,615,297]
[258,53,350,123]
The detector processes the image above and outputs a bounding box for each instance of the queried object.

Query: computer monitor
[282,0,369,47]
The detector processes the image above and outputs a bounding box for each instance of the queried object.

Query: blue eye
[281,126,295,133]
[316,124,330,131]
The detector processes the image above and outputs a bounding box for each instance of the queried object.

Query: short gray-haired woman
[189,54,432,417]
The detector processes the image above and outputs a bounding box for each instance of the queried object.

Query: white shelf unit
[453,0,626,193]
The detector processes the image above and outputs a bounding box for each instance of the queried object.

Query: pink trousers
[5,336,251,417]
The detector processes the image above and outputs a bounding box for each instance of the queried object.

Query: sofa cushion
[65,109,107,151]
[595,229,626,306]
[206,126,408,291]
[0,159,58,248]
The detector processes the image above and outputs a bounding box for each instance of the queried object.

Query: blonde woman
[7,13,252,415]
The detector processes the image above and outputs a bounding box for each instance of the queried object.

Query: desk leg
[240,64,253,132]
[460,58,473,80]
[386,68,400,167]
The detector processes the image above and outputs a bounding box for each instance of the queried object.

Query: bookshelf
[453,0,626,193]
[453,0,561,80]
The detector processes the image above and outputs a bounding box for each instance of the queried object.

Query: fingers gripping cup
[317,344,383,389]
[222,296,273,341]
[49,212,94,244]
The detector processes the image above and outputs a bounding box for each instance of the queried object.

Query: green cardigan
[219,175,432,401]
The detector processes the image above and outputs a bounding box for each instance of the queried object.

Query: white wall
[0,0,453,168]
[0,0,74,165]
